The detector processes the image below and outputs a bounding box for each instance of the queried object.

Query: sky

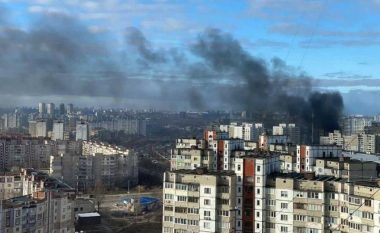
[0,0,379,114]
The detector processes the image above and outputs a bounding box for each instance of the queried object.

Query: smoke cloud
[0,6,344,132]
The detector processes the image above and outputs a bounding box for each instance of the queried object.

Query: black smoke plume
[0,4,343,133]
[189,29,343,132]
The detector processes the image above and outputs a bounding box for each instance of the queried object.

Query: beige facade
[1,191,75,233]
[0,169,44,200]
[162,168,236,233]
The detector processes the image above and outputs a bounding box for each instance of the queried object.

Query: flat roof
[78,212,101,218]
[169,169,235,176]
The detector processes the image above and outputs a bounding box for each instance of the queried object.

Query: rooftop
[168,168,235,176]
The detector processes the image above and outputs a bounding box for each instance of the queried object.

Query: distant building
[51,141,138,191]
[76,122,89,141]
[47,103,55,117]
[295,145,342,173]
[342,115,372,135]
[88,118,147,136]
[320,130,343,146]
[220,122,264,141]
[67,103,74,114]
[38,102,46,115]
[2,113,20,129]
[36,120,48,137]
[59,103,65,116]
[52,121,64,140]
[273,123,301,144]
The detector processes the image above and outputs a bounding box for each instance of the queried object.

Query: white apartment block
[52,141,138,191]
[296,145,342,173]
[320,130,344,146]
[162,168,236,233]
[52,121,64,140]
[0,169,44,200]
[76,122,89,141]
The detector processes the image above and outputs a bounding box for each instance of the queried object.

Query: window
[257,200,260,206]
[362,211,374,220]
[203,222,210,229]
[256,212,260,217]
[328,205,338,212]
[268,211,276,218]
[364,199,372,207]
[267,199,275,206]
[257,165,261,172]
[204,188,211,194]
[281,203,288,209]
[280,226,288,232]
[237,165,241,171]
[164,216,173,222]
[257,177,261,183]
[281,214,288,221]
[308,192,319,199]
[204,199,210,205]
[308,204,321,211]
[187,208,199,214]
[294,215,306,221]
[257,188,260,194]
[177,196,187,202]
[164,194,173,200]
[281,191,288,198]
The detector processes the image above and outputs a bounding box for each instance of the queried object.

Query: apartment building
[273,123,301,145]
[320,130,344,146]
[219,122,264,141]
[233,153,281,233]
[265,173,380,233]
[166,125,380,233]
[320,131,378,154]
[296,145,342,173]
[314,157,378,181]
[170,148,213,170]
[162,168,236,233]
[51,141,138,191]
[0,191,75,233]
[0,169,44,200]
[0,136,56,170]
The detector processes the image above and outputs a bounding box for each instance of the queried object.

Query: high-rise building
[59,103,65,116]
[38,102,46,114]
[67,103,74,114]
[52,120,64,140]
[47,103,55,117]
[76,122,89,141]
[36,120,47,137]
[51,141,138,191]
[0,191,75,233]
[295,145,342,173]
[162,168,236,233]
[342,115,373,135]
[166,124,380,233]
[2,113,20,129]
[220,122,264,141]
[273,123,301,144]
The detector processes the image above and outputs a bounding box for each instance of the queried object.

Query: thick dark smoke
[125,28,344,132]
[0,5,344,132]
[189,29,343,132]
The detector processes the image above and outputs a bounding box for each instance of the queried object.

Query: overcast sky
[0,0,379,114]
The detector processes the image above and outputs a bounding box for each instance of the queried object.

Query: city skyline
[0,1,379,113]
